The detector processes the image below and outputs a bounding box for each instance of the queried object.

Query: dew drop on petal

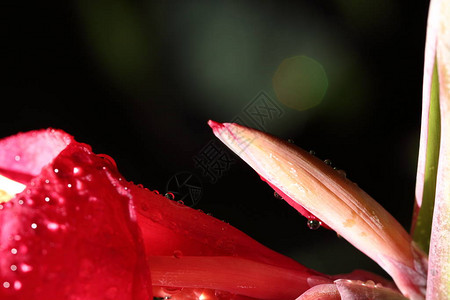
[31,223,37,229]
[54,168,59,173]
[44,197,50,202]
[14,155,21,161]
[273,191,283,199]
[162,286,183,295]
[67,184,72,188]
[164,192,175,200]
[141,203,149,211]
[13,281,22,290]
[10,265,17,271]
[11,248,17,254]
[324,159,333,166]
[287,139,295,144]
[20,263,33,273]
[365,280,375,287]
[47,222,59,231]
[309,150,316,156]
[173,250,183,259]
[307,219,321,230]
[18,200,24,205]
[3,282,10,288]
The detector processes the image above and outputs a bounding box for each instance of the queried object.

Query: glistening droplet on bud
[273,191,283,199]
[307,219,321,230]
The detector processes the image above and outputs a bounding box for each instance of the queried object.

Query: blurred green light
[273,56,328,111]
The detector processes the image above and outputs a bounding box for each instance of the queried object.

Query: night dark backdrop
[4,1,429,278]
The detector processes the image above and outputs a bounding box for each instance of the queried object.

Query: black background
[3,1,429,277]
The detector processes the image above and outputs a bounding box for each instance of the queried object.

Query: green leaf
[413,61,441,253]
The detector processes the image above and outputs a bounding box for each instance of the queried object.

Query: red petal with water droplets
[131,182,325,274]
[0,130,151,299]
[149,256,328,299]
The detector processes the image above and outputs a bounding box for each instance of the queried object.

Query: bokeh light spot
[273,55,328,111]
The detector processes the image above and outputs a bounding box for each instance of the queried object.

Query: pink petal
[334,279,408,300]
[295,284,340,300]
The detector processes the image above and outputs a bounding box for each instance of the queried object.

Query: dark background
[3,1,429,278]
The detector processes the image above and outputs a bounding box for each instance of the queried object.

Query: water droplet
[287,139,295,144]
[164,192,175,200]
[13,281,22,290]
[162,286,183,295]
[375,283,383,288]
[44,197,50,202]
[14,155,21,161]
[54,168,59,173]
[309,150,316,156]
[97,154,117,168]
[365,280,375,287]
[3,281,10,288]
[176,200,184,205]
[273,191,283,199]
[141,203,149,211]
[10,265,17,271]
[45,179,50,184]
[173,250,183,259]
[18,199,24,205]
[307,219,321,230]
[149,212,162,222]
[137,184,144,188]
[20,263,33,273]
[324,159,333,166]
[206,212,212,216]
[0,205,3,210]
[31,223,37,229]
[67,184,72,188]
[11,248,17,254]
[73,167,81,175]
[47,222,59,231]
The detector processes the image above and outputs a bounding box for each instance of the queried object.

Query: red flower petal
[149,255,328,300]
[0,130,151,299]
[131,183,325,273]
